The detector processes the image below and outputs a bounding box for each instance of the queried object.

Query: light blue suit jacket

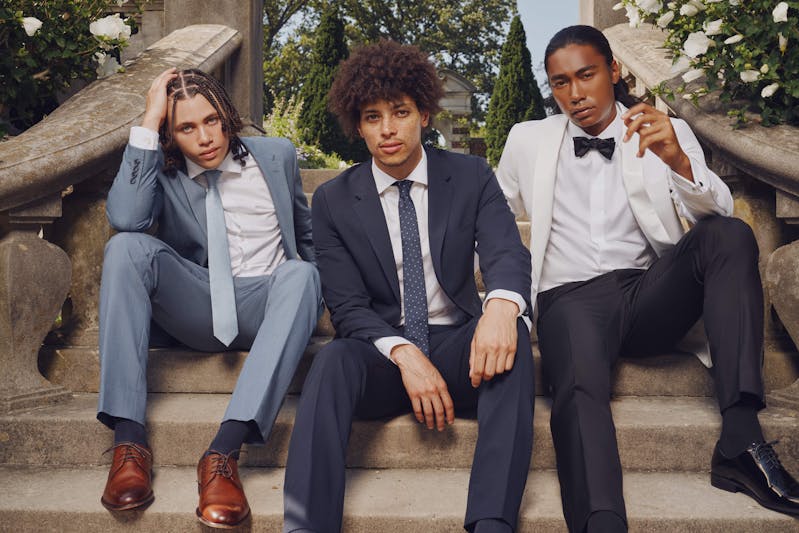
[106,136,314,268]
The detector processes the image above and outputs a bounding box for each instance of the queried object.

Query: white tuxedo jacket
[496,105,733,366]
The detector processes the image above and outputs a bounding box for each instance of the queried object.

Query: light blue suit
[97,136,322,444]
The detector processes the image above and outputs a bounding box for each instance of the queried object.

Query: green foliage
[298,5,368,162]
[263,93,348,169]
[484,16,545,166]
[0,1,139,137]
[620,0,799,127]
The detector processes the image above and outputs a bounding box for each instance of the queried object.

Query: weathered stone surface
[580,0,629,29]
[0,229,71,411]
[766,242,799,350]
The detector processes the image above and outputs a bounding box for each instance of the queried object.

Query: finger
[505,349,516,371]
[469,337,476,378]
[471,347,486,388]
[638,128,671,157]
[421,397,435,429]
[621,102,651,120]
[495,348,508,376]
[431,394,446,431]
[482,348,497,381]
[623,114,657,141]
[441,387,455,425]
[411,396,424,424]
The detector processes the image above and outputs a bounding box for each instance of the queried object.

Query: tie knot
[394,179,413,197]
[204,169,222,187]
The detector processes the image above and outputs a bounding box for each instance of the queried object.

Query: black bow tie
[573,136,616,160]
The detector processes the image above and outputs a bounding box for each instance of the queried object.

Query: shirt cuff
[373,336,412,363]
[483,289,531,331]
[129,126,159,151]
[670,165,708,195]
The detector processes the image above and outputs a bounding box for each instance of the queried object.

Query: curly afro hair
[328,39,444,139]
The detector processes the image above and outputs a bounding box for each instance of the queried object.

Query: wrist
[140,114,162,132]
[485,298,519,318]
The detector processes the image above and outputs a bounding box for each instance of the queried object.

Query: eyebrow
[550,64,599,80]
[174,112,218,129]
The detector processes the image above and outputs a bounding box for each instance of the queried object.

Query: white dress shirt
[371,151,527,360]
[129,126,287,277]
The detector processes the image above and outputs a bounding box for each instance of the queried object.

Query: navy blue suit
[283,148,535,533]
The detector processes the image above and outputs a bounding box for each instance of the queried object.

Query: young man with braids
[497,25,799,533]
[282,40,535,533]
[97,68,322,528]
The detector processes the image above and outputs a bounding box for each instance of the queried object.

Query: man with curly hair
[98,68,322,529]
[282,40,535,533]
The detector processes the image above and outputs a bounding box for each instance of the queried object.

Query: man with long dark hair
[97,68,322,529]
[497,24,799,533]
[283,40,535,533]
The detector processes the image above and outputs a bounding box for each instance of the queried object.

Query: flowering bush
[617,0,799,126]
[0,1,142,137]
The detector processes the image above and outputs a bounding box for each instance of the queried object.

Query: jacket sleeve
[667,119,733,222]
[312,186,399,343]
[495,123,528,219]
[106,143,164,232]
[282,138,315,265]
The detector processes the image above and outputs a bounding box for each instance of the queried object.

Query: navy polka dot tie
[395,180,429,356]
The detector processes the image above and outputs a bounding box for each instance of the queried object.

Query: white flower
[740,70,760,83]
[670,55,692,74]
[682,68,704,82]
[683,31,713,58]
[612,2,624,10]
[761,83,779,98]
[724,34,743,45]
[95,52,122,78]
[657,11,675,28]
[680,4,700,16]
[779,32,788,53]
[760,64,769,74]
[688,0,706,9]
[667,1,677,7]
[625,5,642,27]
[116,0,128,5]
[703,19,723,36]
[729,0,739,5]
[21,17,43,37]
[682,93,695,100]
[636,0,662,14]
[773,2,789,23]
[89,13,131,42]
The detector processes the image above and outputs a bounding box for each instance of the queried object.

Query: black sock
[113,418,147,447]
[720,393,765,457]
[472,518,512,533]
[208,420,252,457]
[585,511,627,533]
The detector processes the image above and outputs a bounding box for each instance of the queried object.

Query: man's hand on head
[621,102,694,181]
[141,68,178,132]
[470,298,519,388]
[391,343,455,431]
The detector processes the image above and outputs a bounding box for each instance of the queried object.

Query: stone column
[164,0,264,124]
[0,194,72,412]
[580,0,628,28]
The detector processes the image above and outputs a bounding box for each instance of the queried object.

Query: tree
[484,15,545,166]
[297,5,367,161]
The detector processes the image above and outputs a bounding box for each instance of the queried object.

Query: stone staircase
[2,171,799,532]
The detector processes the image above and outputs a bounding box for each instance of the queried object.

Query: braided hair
[160,68,249,176]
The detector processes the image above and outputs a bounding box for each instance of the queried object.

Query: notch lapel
[351,164,401,305]
[177,170,208,240]
[425,149,452,278]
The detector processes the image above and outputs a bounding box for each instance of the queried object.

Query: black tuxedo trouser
[535,216,765,533]
[283,317,535,533]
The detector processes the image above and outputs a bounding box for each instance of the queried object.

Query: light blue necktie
[395,180,429,356]
[204,169,238,346]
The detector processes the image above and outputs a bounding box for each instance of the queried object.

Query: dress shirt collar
[371,150,429,195]
[566,101,625,143]
[185,149,245,181]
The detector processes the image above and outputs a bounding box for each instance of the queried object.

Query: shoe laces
[103,442,149,464]
[207,451,235,479]
[751,440,784,471]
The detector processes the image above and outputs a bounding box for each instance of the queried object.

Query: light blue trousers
[97,232,322,444]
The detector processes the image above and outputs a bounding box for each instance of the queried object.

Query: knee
[277,260,321,295]
[694,216,758,260]
[305,339,365,390]
[103,232,159,268]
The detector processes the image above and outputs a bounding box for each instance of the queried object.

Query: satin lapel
[620,136,672,254]
[177,170,208,240]
[425,149,452,278]
[530,118,567,283]
[246,139,298,258]
[352,164,401,305]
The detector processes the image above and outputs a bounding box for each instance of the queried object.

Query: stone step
[2,393,798,474]
[1,465,797,532]
[39,338,799,398]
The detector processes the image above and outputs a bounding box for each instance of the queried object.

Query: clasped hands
[390,298,519,432]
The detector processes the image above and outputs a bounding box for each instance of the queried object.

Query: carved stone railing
[0,25,242,412]
[604,23,799,410]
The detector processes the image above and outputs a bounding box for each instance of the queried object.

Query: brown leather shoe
[196,450,250,529]
[101,442,154,511]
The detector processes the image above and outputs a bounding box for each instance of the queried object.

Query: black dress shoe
[711,440,799,516]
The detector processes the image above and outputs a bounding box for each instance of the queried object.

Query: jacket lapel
[351,164,401,305]
[425,149,452,278]
[177,170,208,240]
[243,138,298,258]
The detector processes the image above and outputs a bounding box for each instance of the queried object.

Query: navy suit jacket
[312,147,531,344]
[106,136,314,267]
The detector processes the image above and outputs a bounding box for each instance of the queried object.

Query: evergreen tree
[484,16,545,166]
[298,5,367,161]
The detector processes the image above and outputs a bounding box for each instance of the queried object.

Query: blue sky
[517,0,580,86]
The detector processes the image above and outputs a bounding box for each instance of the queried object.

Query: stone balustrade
[604,23,799,409]
[0,25,242,413]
